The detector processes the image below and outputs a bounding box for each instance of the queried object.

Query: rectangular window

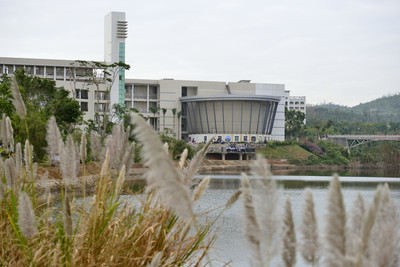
[81,90,88,99]
[35,66,44,75]
[26,66,34,75]
[243,136,248,142]
[204,136,207,143]
[80,102,88,111]
[76,90,81,99]
[234,136,239,142]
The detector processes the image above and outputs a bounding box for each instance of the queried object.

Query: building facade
[0,11,306,142]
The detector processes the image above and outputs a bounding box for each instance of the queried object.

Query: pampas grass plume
[63,193,73,237]
[241,173,263,265]
[325,174,347,267]
[148,251,163,267]
[179,148,188,170]
[300,188,320,266]
[192,176,210,202]
[370,184,400,267]
[115,165,126,195]
[281,196,297,267]
[11,75,26,118]
[225,189,242,209]
[132,113,193,221]
[80,132,87,163]
[18,191,37,238]
[183,136,214,185]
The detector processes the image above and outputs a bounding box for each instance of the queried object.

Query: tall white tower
[104,12,127,109]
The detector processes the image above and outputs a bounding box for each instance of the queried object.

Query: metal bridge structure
[327,135,400,151]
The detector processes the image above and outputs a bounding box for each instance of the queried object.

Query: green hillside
[256,144,314,160]
[307,93,400,123]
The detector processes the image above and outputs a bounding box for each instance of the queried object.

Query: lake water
[192,173,400,266]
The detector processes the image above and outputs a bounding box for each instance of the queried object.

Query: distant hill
[307,93,400,123]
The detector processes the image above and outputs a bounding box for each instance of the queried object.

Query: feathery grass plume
[183,136,214,186]
[163,142,169,155]
[225,189,242,209]
[148,251,163,267]
[300,188,320,266]
[281,196,297,267]
[346,192,365,261]
[132,113,193,221]
[11,75,26,118]
[6,116,14,151]
[63,193,73,237]
[5,157,16,187]
[80,132,87,163]
[1,114,7,149]
[15,142,23,178]
[101,148,110,178]
[356,184,383,266]
[18,191,37,238]
[60,134,78,184]
[119,142,135,175]
[241,173,263,266]
[192,176,210,202]
[45,116,62,165]
[115,165,126,195]
[104,123,131,171]
[90,131,101,161]
[324,174,347,267]
[179,148,188,170]
[370,184,400,267]
[251,155,281,265]
[24,139,32,179]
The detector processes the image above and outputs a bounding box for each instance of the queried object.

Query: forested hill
[307,93,400,123]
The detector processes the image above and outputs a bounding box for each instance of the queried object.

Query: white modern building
[0,11,306,142]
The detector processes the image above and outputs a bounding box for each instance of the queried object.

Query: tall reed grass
[1,108,399,266]
[0,113,217,266]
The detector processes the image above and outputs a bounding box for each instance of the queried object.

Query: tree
[8,69,83,159]
[0,74,15,117]
[161,108,167,131]
[69,60,130,140]
[285,107,306,140]
[177,110,182,139]
[171,108,177,137]
[149,106,159,131]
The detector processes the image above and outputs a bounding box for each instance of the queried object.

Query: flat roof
[180,94,281,102]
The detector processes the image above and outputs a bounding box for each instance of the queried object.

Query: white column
[146,84,149,112]
[44,66,46,78]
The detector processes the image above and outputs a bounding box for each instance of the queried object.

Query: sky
[1,0,399,107]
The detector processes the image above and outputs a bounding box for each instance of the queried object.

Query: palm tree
[161,108,167,132]
[149,106,159,131]
[177,110,182,139]
[171,108,177,136]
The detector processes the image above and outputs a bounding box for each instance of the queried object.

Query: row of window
[0,64,100,82]
[286,101,305,105]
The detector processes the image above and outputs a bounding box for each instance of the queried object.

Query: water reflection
[126,174,400,266]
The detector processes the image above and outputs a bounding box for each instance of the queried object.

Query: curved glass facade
[180,95,279,135]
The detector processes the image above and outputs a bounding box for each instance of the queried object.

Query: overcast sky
[1,0,399,106]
